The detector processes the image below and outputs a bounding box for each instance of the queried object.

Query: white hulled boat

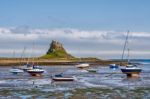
[27,66,44,76]
[10,67,24,74]
[75,63,90,69]
[52,73,75,81]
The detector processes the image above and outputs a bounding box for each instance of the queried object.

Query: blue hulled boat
[109,64,119,69]
[121,65,142,75]
[120,31,142,77]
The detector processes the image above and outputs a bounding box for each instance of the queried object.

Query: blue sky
[0,0,150,31]
[0,0,150,59]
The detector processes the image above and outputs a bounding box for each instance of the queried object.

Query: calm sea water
[131,59,150,63]
[0,62,150,98]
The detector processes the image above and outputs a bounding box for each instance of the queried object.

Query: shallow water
[0,65,150,99]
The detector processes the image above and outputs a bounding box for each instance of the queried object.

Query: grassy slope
[41,50,73,59]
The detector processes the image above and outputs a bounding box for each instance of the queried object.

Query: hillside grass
[41,50,73,59]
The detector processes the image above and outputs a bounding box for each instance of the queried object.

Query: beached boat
[10,68,24,74]
[52,74,75,81]
[109,64,119,69]
[9,50,24,74]
[27,66,44,76]
[52,76,75,81]
[120,31,142,77]
[75,63,90,69]
[121,65,142,76]
[26,43,45,76]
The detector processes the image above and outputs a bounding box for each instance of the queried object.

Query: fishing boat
[10,67,24,74]
[75,63,90,69]
[109,64,119,69]
[120,31,142,77]
[52,74,75,81]
[27,66,44,76]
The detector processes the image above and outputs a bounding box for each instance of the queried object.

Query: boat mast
[31,42,35,66]
[11,50,15,67]
[127,49,130,63]
[20,47,26,66]
[12,50,15,58]
[121,30,129,61]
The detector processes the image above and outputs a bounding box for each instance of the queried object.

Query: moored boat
[121,65,142,76]
[109,64,119,69]
[120,31,142,77]
[27,66,44,76]
[75,63,90,69]
[52,76,75,81]
[52,74,75,81]
[10,68,24,74]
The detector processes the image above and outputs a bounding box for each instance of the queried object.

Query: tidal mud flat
[0,65,150,99]
[0,87,150,99]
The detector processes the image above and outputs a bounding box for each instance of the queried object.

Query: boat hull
[76,63,90,69]
[109,66,119,69]
[11,72,20,75]
[10,69,24,74]
[109,64,119,69]
[77,66,89,69]
[121,69,142,74]
[121,69,142,77]
[27,71,44,76]
[52,77,74,81]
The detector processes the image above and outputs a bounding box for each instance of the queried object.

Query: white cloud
[70,50,150,59]
[0,27,149,59]
[0,27,150,42]
[131,32,150,37]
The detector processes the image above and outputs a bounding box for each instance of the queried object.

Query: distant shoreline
[0,58,125,66]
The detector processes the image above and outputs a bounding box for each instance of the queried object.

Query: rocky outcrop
[47,40,67,54]
[42,40,74,59]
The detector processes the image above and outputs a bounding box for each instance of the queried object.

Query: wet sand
[0,65,149,98]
